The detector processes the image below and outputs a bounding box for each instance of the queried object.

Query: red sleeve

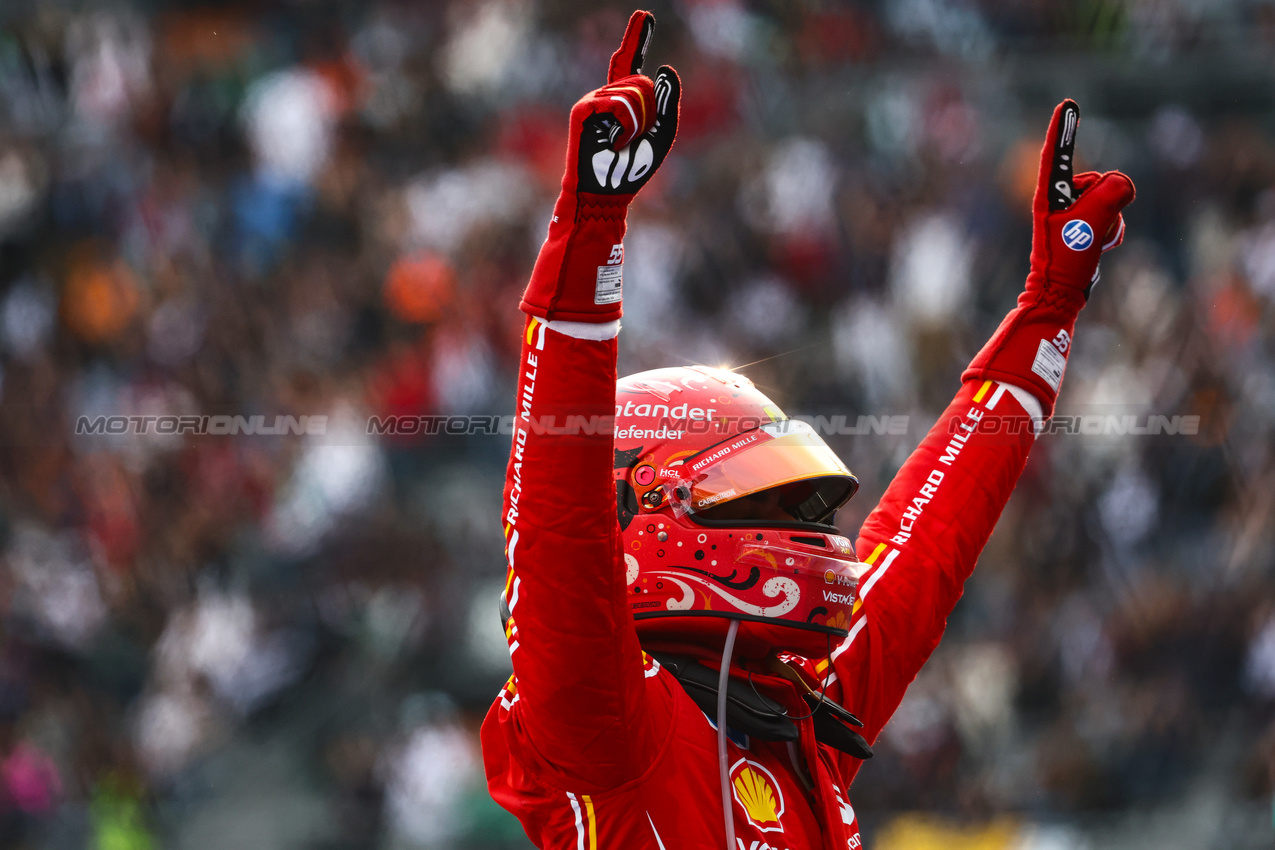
[823,378,1037,783]
[494,316,665,791]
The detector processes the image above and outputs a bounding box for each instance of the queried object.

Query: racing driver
[481,11,1136,848]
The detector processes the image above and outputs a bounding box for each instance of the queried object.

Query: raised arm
[487,12,681,792]
[823,101,1135,777]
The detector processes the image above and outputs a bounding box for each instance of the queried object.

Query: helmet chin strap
[717,618,739,850]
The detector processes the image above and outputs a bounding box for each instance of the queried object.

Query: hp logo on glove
[1062,220,1094,251]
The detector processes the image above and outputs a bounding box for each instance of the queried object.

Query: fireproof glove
[963,100,1136,416]
[520,10,681,323]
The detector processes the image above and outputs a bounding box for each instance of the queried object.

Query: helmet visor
[673,421,858,524]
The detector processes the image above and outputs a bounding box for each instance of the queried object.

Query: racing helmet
[616,366,866,659]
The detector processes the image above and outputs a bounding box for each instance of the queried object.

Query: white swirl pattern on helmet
[650,571,800,618]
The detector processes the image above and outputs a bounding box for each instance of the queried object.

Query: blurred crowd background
[0,0,1273,848]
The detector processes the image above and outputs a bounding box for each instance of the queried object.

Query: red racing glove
[520,10,681,323]
[963,100,1136,416]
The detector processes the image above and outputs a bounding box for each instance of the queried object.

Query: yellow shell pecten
[734,767,780,823]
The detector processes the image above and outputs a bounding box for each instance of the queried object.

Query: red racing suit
[480,313,1041,848]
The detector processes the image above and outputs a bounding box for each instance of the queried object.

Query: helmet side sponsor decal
[695,487,737,508]
[688,431,761,473]
[616,425,686,440]
[613,400,720,441]
[684,419,819,476]
[615,399,716,420]
[822,589,855,606]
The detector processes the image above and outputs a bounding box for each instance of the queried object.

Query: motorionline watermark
[71,411,1201,439]
[366,412,1201,438]
[948,413,1201,437]
[76,415,329,436]
[364,413,911,438]
[72,413,908,440]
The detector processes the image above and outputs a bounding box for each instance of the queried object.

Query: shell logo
[730,758,785,832]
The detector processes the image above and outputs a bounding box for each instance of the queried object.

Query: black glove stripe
[1049,100,1080,212]
[632,15,655,75]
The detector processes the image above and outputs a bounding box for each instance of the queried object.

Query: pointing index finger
[608,10,656,83]
[1043,99,1080,212]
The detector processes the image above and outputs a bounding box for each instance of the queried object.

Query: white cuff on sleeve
[1001,383,1045,430]
[540,318,621,341]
